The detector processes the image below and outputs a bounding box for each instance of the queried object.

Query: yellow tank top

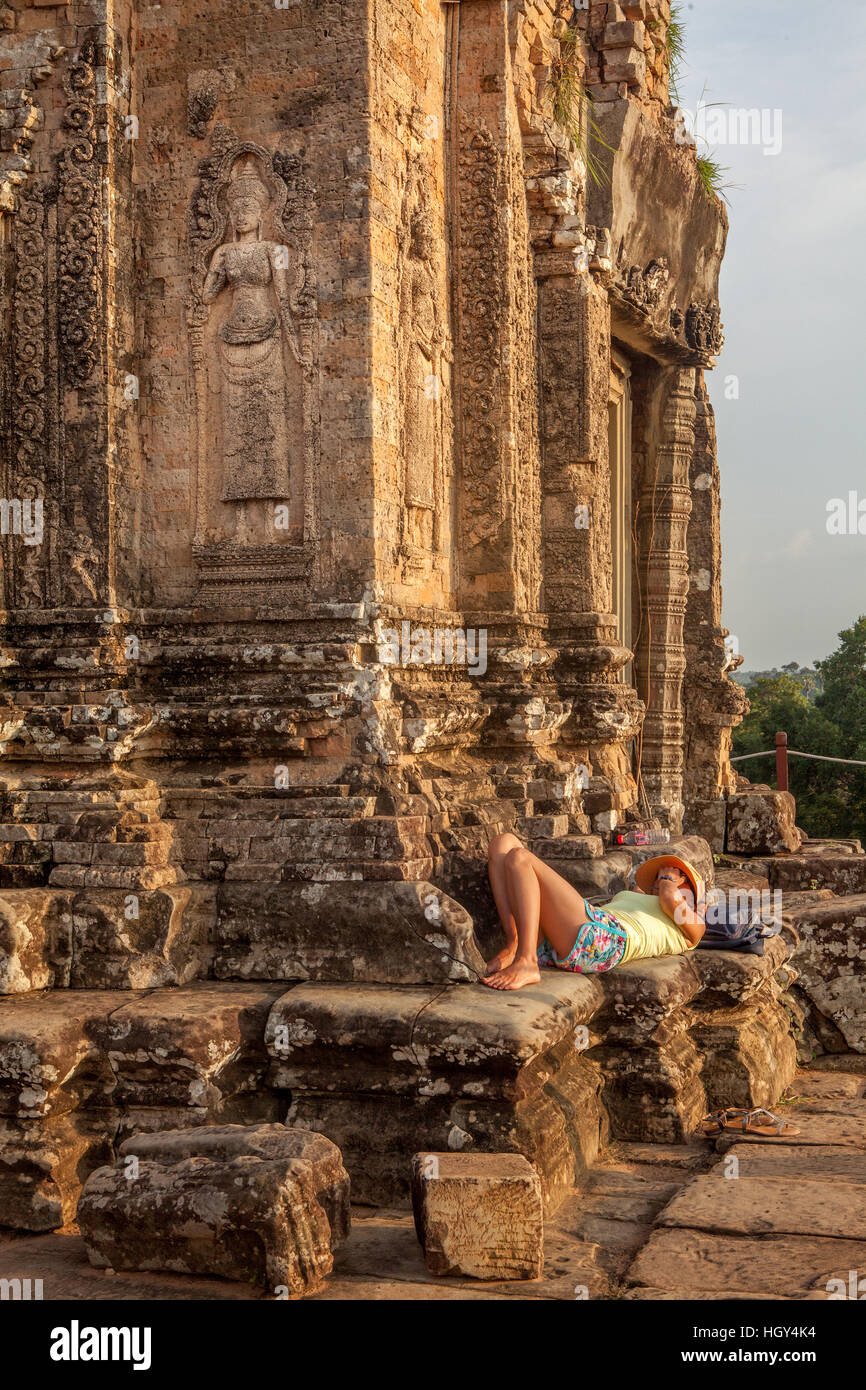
[600,890,695,965]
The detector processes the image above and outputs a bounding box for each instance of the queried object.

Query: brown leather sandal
[702,1107,800,1138]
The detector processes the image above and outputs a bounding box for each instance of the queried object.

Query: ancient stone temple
[2,0,816,1233]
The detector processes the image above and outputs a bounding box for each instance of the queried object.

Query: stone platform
[0,923,800,1227]
[4,1065,862,1301]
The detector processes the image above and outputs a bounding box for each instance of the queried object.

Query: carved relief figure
[188,132,318,600]
[200,156,303,542]
[398,177,448,553]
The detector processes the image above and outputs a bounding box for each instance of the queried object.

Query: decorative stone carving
[456,118,507,554]
[635,369,696,829]
[398,171,448,557]
[7,189,48,610]
[188,130,318,596]
[203,161,296,506]
[58,42,102,389]
[685,299,723,354]
[625,256,670,311]
[57,41,108,610]
[187,70,228,139]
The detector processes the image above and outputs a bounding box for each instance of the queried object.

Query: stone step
[0,982,288,1230]
[771,853,866,894]
[170,784,353,806]
[189,798,379,823]
[266,975,607,1209]
[214,879,484,985]
[534,835,605,860]
[658,1169,866,1241]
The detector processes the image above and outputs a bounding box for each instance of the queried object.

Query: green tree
[731,653,863,841]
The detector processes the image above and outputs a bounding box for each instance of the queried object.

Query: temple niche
[187,137,317,596]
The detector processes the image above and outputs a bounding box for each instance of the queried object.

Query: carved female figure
[202,159,302,529]
[400,202,446,518]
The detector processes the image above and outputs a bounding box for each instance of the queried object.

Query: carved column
[449,0,541,618]
[634,367,696,830]
[0,20,148,776]
[681,371,747,844]
[532,253,642,781]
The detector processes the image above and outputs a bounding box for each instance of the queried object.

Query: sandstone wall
[0,0,749,1006]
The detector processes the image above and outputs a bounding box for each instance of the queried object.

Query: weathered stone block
[726,788,802,855]
[78,1124,350,1298]
[593,956,702,1045]
[92,982,286,1113]
[682,798,727,852]
[788,896,866,1053]
[0,1112,114,1232]
[52,885,215,989]
[411,1151,543,1280]
[0,990,125,1120]
[589,1031,706,1142]
[690,989,798,1112]
[0,889,69,993]
[771,854,866,896]
[690,934,791,1007]
[214,879,484,984]
[269,976,605,1208]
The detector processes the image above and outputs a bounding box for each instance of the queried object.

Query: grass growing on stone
[665,2,687,104]
[696,153,731,205]
[550,25,611,187]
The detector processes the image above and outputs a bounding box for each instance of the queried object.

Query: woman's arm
[202,246,227,304]
[656,879,706,947]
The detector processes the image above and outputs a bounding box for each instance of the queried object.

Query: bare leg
[483,843,590,991]
[485,832,521,974]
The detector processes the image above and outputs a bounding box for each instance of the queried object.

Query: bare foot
[480,957,541,991]
[484,944,517,976]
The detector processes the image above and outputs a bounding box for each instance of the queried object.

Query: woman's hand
[655,870,706,947]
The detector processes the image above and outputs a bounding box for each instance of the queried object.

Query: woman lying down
[482,834,706,992]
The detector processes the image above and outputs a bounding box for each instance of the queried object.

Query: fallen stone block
[411,1152,543,1280]
[77,1124,350,1298]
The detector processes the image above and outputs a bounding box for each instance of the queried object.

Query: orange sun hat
[633,854,706,910]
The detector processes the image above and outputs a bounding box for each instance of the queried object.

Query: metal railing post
[776,731,788,792]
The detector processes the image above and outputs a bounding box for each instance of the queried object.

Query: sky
[676,0,866,670]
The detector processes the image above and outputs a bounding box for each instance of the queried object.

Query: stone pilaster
[634,367,696,831]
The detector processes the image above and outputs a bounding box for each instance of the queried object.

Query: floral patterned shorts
[537,901,628,974]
